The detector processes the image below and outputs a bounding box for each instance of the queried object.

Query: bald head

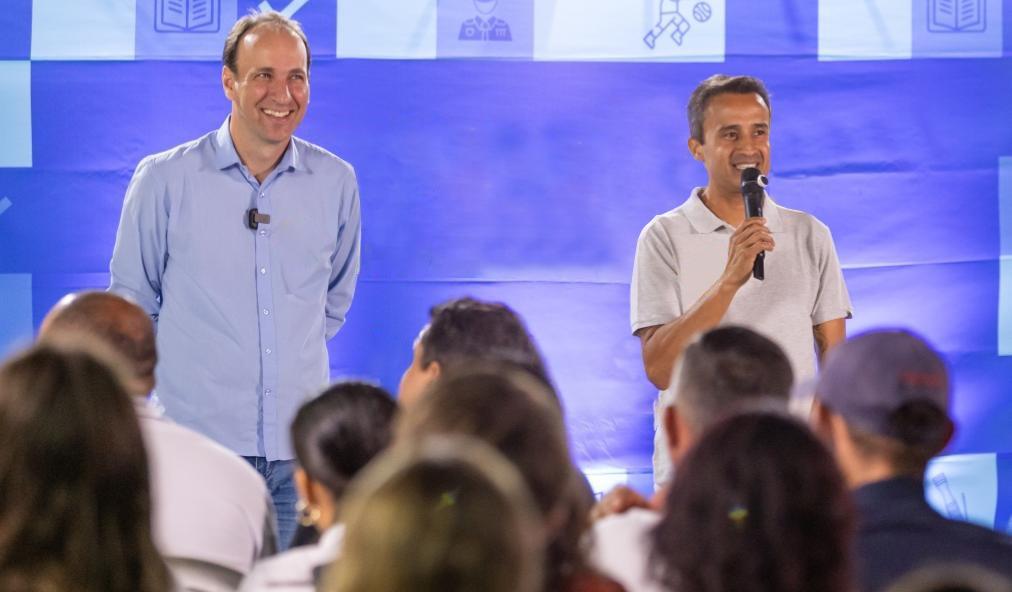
[39,292,156,397]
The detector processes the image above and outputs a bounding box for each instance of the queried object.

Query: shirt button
[265,389,272,396]
[265,348,272,354]
[259,229,266,236]
[260,267,267,274]
[259,192,265,199]
[262,308,270,316]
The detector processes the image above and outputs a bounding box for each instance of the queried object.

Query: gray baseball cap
[815,329,950,437]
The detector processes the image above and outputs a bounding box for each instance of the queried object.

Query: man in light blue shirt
[109,11,360,547]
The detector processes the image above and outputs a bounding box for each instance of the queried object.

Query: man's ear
[810,399,851,459]
[688,137,704,161]
[426,360,441,381]
[811,399,831,432]
[222,66,236,100]
[663,405,687,462]
[294,466,313,503]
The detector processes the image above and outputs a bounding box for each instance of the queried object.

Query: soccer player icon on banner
[643,0,712,48]
[459,0,512,41]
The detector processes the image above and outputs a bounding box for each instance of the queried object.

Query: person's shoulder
[936,513,1012,550]
[239,545,323,591]
[770,200,831,232]
[639,202,695,241]
[292,137,355,178]
[769,200,837,249]
[135,130,216,175]
[594,507,662,540]
[139,414,266,492]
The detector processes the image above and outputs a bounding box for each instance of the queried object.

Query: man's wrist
[715,275,743,296]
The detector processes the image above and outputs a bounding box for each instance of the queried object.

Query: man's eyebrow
[717,124,742,133]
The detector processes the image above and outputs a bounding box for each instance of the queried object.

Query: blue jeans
[243,456,297,550]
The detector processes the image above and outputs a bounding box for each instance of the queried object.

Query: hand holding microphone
[740,167,769,281]
[722,168,774,287]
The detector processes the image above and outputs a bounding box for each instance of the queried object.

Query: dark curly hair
[650,411,853,592]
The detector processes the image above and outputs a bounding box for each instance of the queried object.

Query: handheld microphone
[247,208,271,230]
[740,167,768,281]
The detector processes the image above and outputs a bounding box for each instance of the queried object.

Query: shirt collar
[853,476,932,521]
[211,117,302,173]
[854,476,925,504]
[682,187,784,234]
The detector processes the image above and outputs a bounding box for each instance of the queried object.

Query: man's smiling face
[223,24,309,152]
[689,92,771,197]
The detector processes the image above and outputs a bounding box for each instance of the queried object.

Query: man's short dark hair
[687,75,772,143]
[418,297,551,386]
[222,11,311,74]
[675,325,793,431]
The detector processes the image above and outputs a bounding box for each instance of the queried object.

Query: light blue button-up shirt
[110,119,361,460]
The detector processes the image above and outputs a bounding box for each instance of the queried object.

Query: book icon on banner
[927,0,986,32]
[644,0,712,49]
[459,0,512,41]
[155,0,222,33]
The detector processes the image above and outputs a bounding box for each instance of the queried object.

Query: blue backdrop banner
[2,0,1011,523]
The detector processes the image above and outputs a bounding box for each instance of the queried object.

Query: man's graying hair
[674,326,793,431]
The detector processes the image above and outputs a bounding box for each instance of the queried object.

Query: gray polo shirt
[631,187,852,387]
[632,188,852,484]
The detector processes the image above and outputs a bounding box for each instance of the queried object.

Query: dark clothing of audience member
[856,477,1012,592]
[813,329,1012,592]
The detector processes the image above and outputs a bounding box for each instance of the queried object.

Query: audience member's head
[326,436,544,592]
[665,325,793,463]
[886,564,1012,592]
[0,344,172,592]
[38,291,156,397]
[290,381,398,534]
[397,297,551,406]
[812,329,953,486]
[398,364,592,591]
[651,410,853,592]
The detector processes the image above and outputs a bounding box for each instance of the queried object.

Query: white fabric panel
[818,0,911,61]
[534,0,725,62]
[999,157,1012,356]
[31,0,136,60]
[337,1,437,59]
[0,62,31,168]
[926,454,999,530]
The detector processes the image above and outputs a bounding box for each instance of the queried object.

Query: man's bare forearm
[640,278,740,389]
[813,317,846,363]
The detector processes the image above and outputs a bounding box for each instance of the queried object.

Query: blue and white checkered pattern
[2,0,1012,519]
[819,0,1003,60]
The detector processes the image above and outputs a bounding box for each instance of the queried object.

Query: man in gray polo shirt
[631,74,852,483]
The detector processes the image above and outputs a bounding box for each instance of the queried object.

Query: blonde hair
[325,436,544,592]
